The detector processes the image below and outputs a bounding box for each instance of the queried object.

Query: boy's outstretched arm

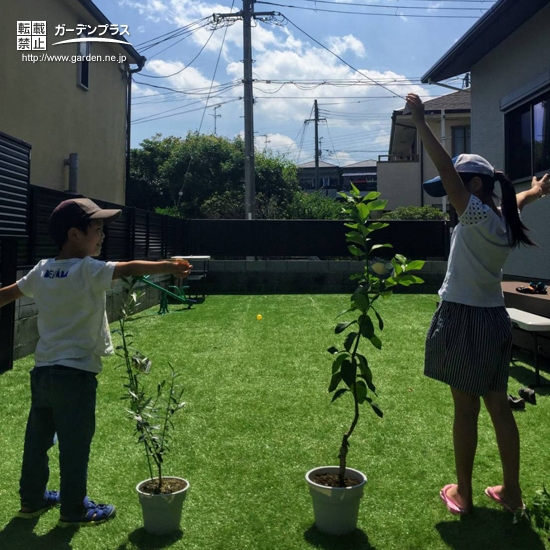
[406,93,470,216]
[113,259,192,280]
[0,283,24,309]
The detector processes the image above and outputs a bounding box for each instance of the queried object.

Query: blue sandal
[58,500,116,527]
[17,490,60,518]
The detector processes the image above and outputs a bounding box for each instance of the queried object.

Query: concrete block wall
[190,260,447,295]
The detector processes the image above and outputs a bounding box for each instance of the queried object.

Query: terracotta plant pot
[305,466,367,535]
[136,476,190,535]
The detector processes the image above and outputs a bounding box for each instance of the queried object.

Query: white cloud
[328,35,365,58]
[145,59,217,90]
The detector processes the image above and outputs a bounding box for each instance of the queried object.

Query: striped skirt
[424,301,513,396]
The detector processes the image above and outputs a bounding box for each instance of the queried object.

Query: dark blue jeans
[19,366,97,517]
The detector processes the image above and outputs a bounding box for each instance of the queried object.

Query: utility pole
[213,2,278,220]
[260,133,270,152]
[243,0,255,219]
[210,105,221,134]
[304,100,326,190]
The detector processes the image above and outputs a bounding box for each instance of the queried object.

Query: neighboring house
[342,159,377,195]
[0,0,144,205]
[377,89,471,210]
[421,0,550,281]
[297,160,342,197]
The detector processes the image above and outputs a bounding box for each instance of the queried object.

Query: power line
[283,15,408,100]
[294,0,490,11]
[256,1,485,18]
[139,28,217,79]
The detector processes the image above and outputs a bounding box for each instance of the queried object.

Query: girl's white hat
[423,154,495,197]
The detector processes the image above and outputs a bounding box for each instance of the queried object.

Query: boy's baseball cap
[423,154,495,197]
[49,198,122,241]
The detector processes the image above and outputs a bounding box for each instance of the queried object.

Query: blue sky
[93,0,495,164]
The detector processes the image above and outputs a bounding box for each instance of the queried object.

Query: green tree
[127,134,183,210]
[128,133,300,219]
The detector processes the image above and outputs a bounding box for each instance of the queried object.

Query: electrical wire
[293,0,490,11]
[139,27,217,78]
[256,1,485,18]
[283,15,409,100]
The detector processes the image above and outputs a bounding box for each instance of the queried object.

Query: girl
[406,93,549,515]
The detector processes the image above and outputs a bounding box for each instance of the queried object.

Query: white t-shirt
[439,195,511,308]
[17,257,117,373]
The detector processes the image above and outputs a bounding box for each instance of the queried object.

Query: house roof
[297,160,338,169]
[393,89,471,116]
[343,159,377,168]
[421,0,549,83]
[78,0,145,67]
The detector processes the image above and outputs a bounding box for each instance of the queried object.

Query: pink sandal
[440,484,470,515]
[484,486,525,513]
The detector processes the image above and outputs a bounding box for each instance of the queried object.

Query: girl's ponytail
[495,172,535,248]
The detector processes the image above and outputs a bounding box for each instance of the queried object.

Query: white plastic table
[507,307,550,387]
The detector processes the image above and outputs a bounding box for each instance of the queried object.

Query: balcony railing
[378,154,419,163]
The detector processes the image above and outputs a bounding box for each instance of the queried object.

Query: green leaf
[395,254,407,264]
[344,331,357,352]
[370,335,382,350]
[348,244,364,257]
[369,199,388,211]
[359,314,374,339]
[396,274,424,287]
[370,243,393,252]
[354,379,367,404]
[370,401,384,418]
[373,308,384,330]
[331,353,349,374]
[331,388,349,403]
[327,346,338,355]
[346,232,366,247]
[328,372,342,392]
[363,191,381,201]
[357,353,369,375]
[341,359,356,388]
[350,183,361,197]
[367,222,389,231]
[344,222,359,229]
[335,320,356,334]
[356,202,370,222]
[405,260,425,271]
[351,288,369,311]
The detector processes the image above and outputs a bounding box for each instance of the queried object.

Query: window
[77,37,90,89]
[452,125,471,157]
[505,90,550,180]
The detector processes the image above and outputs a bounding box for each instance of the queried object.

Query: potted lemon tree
[116,278,189,535]
[305,185,425,535]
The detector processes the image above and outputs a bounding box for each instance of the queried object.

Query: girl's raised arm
[406,93,471,216]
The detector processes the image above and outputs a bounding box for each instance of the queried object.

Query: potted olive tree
[305,186,425,535]
[115,278,189,535]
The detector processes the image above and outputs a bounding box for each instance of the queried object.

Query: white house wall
[471,3,550,280]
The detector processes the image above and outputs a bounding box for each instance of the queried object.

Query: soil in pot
[312,473,361,487]
[139,478,188,495]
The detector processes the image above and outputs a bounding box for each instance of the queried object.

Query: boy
[0,198,192,527]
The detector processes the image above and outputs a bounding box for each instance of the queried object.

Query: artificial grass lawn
[0,293,549,550]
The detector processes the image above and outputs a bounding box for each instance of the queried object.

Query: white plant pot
[305,466,367,535]
[136,476,190,535]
